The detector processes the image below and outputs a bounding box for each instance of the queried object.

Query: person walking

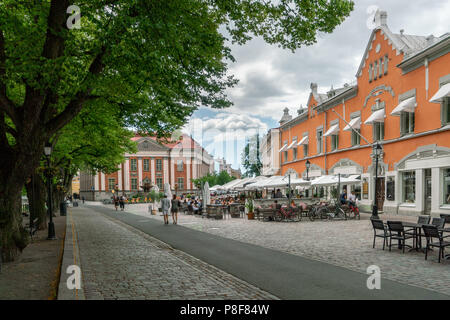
[161,194,171,225]
[119,194,127,211]
[171,195,180,224]
[113,195,119,211]
[81,196,85,204]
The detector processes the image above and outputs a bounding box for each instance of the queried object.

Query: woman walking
[161,194,171,225]
[171,195,180,224]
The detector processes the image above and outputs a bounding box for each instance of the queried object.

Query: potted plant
[148,190,164,214]
[245,198,255,220]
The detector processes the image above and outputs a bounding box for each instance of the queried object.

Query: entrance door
[424,169,432,214]
[376,177,385,211]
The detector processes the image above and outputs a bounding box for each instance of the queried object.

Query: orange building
[279,10,450,216]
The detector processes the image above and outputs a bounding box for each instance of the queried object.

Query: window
[373,122,384,141]
[177,177,184,190]
[443,168,450,205]
[156,159,162,171]
[293,148,297,160]
[374,60,378,79]
[442,97,450,125]
[303,144,308,157]
[386,176,395,201]
[130,159,137,171]
[384,55,388,75]
[177,160,183,171]
[108,178,115,191]
[378,58,383,77]
[317,130,323,154]
[402,171,415,203]
[283,151,288,163]
[156,178,163,190]
[351,129,361,146]
[400,111,415,135]
[331,135,339,151]
[369,64,373,82]
[362,178,369,199]
[131,178,138,191]
[143,159,149,171]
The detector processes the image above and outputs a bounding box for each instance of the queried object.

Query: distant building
[260,128,280,176]
[71,175,80,195]
[217,158,242,179]
[80,134,214,201]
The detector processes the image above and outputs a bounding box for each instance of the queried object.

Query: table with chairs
[371,214,450,263]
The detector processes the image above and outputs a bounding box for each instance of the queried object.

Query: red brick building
[80,134,214,200]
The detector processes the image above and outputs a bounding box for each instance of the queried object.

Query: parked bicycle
[276,206,301,222]
[317,200,347,220]
[343,202,360,220]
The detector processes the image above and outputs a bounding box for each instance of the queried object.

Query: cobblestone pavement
[118,203,450,297]
[72,206,277,300]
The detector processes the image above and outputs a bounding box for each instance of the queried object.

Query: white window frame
[177,177,184,190]
[131,178,138,191]
[373,122,384,141]
[317,129,323,154]
[130,159,137,171]
[400,111,415,135]
[156,159,162,171]
[143,159,149,171]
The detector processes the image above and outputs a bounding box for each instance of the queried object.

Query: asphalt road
[87,205,449,300]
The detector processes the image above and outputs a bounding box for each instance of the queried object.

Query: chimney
[426,34,434,46]
[400,29,404,36]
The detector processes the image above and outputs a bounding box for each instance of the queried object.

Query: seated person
[271,200,282,210]
[340,189,347,205]
[347,190,357,207]
[290,200,296,207]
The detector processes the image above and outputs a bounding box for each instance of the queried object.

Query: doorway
[424,169,432,214]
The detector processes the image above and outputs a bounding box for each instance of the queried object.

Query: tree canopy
[192,170,236,188]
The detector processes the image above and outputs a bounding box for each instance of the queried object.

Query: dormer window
[384,55,388,75]
[369,64,373,82]
[374,60,378,80]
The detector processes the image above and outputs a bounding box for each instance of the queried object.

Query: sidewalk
[0,215,66,300]
[64,205,277,300]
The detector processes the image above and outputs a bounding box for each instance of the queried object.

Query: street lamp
[305,160,311,181]
[44,142,57,240]
[371,143,383,220]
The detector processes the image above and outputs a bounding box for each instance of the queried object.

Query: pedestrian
[171,194,180,224]
[114,195,119,211]
[81,196,85,204]
[340,188,347,205]
[119,194,126,211]
[161,194,171,225]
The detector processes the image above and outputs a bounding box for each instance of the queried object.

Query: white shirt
[348,193,356,202]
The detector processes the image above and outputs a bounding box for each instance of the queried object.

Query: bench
[255,208,276,221]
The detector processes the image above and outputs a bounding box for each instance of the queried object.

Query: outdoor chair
[431,217,445,229]
[387,221,415,253]
[422,224,450,263]
[440,214,450,227]
[404,215,431,246]
[371,219,389,250]
[417,215,431,224]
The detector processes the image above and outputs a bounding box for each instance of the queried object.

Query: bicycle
[344,202,360,220]
[276,206,301,222]
[317,200,347,221]
[307,201,328,221]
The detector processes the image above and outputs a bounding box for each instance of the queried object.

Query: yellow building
[72,175,80,195]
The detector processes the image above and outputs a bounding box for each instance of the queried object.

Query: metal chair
[422,224,450,263]
[387,221,415,253]
[431,217,445,228]
[371,219,389,250]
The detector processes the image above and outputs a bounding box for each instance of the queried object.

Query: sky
[182,0,450,173]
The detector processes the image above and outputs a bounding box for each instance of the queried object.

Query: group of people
[113,194,128,211]
[212,196,239,206]
[340,189,357,208]
[161,194,181,224]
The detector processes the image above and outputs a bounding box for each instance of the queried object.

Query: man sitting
[340,189,347,205]
[347,190,357,207]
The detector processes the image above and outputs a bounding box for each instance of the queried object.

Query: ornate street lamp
[371,143,383,220]
[44,142,56,240]
[305,160,311,181]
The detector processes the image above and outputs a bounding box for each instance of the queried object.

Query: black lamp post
[305,160,311,198]
[44,142,57,240]
[305,160,311,181]
[371,143,383,220]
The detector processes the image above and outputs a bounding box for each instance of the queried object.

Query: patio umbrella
[164,182,172,199]
[203,181,211,205]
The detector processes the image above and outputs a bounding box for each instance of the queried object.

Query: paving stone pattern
[73,206,277,300]
[121,203,450,297]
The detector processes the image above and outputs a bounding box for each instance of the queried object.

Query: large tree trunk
[25,173,47,230]
[0,177,29,262]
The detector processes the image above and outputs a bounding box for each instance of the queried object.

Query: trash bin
[60,201,67,216]
[73,201,78,207]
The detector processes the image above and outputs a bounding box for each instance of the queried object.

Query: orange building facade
[279,11,450,216]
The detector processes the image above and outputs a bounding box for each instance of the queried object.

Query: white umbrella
[203,181,211,205]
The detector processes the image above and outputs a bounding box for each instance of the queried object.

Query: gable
[136,137,169,152]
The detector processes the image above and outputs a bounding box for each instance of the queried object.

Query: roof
[131,134,204,151]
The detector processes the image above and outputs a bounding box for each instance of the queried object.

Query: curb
[57,209,86,300]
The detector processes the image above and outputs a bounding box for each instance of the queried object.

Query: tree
[241,134,262,177]
[0,0,354,260]
[192,170,235,188]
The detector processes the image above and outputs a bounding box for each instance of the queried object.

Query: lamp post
[44,142,57,240]
[305,160,311,198]
[371,143,383,220]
